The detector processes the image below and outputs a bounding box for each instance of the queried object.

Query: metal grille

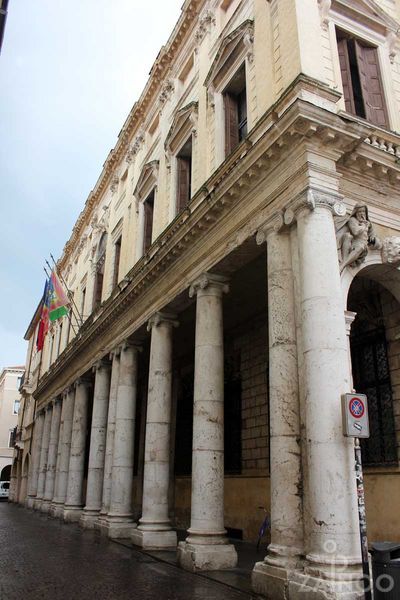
[351,329,397,466]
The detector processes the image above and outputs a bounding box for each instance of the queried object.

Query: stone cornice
[57,0,205,274]
[34,80,400,403]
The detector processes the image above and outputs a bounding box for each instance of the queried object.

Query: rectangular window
[143,191,155,253]
[8,429,15,448]
[336,30,388,128]
[81,287,86,317]
[223,64,247,156]
[13,400,20,415]
[176,137,192,213]
[112,236,122,288]
[57,322,63,357]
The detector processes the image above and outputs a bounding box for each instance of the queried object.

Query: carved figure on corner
[382,236,400,266]
[335,204,381,272]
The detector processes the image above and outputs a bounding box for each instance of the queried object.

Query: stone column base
[79,510,100,529]
[63,506,83,523]
[288,572,364,600]
[26,496,36,509]
[177,541,238,572]
[33,498,43,511]
[103,517,137,539]
[252,561,298,599]
[131,528,177,550]
[40,500,52,514]
[50,503,65,519]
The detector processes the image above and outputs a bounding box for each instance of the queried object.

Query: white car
[0,481,10,500]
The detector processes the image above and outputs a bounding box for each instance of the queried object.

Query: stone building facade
[0,366,24,483]
[11,0,400,598]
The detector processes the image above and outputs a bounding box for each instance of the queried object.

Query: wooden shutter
[94,272,103,307]
[224,92,239,156]
[112,237,121,288]
[355,41,388,128]
[337,38,356,115]
[143,197,154,253]
[176,157,191,212]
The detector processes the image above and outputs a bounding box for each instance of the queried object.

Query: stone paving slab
[0,503,254,600]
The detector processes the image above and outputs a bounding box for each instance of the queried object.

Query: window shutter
[94,272,103,307]
[112,238,121,288]
[224,92,239,156]
[177,157,191,213]
[355,41,388,128]
[143,197,154,252]
[337,38,356,115]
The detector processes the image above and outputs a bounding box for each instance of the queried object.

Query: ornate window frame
[165,101,198,221]
[325,0,400,131]
[134,160,159,259]
[204,20,254,167]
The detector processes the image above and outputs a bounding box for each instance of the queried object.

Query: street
[0,503,253,600]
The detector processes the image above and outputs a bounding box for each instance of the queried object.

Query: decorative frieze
[126,128,145,164]
[194,9,215,45]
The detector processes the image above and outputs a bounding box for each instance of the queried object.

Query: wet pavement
[0,503,258,600]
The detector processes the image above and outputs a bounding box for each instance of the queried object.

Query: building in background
[11,1,400,598]
[0,0,9,53]
[0,366,24,484]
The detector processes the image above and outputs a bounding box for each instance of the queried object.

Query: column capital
[45,402,53,412]
[75,376,93,389]
[120,339,142,354]
[109,346,121,360]
[288,188,346,220]
[62,387,71,399]
[189,272,229,298]
[147,311,179,332]
[54,396,63,406]
[36,408,45,417]
[92,358,112,373]
[256,211,288,245]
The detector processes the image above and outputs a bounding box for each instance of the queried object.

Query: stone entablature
[34,86,400,405]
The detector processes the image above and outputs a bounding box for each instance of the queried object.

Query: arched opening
[347,267,400,541]
[0,465,11,481]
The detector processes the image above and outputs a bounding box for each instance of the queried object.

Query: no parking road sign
[342,393,370,438]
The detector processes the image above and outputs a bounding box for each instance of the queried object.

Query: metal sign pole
[354,437,372,600]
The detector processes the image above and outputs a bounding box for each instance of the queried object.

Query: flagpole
[43,266,78,341]
[47,256,83,326]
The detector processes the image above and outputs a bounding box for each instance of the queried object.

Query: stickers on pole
[341,393,370,438]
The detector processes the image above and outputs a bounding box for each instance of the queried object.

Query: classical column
[132,312,178,549]
[289,194,362,598]
[80,358,111,528]
[177,273,237,572]
[34,404,52,510]
[63,377,92,522]
[105,341,140,539]
[41,397,62,513]
[26,410,45,508]
[51,386,75,518]
[252,221,304,598]
[50,418,63,516]
[97,349,120,531]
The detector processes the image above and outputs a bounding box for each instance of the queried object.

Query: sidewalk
[0,503,260,600]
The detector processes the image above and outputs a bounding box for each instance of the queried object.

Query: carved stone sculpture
[382,236,400,266]
[335,204,381,272]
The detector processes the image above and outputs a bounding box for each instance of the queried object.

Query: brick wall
[232,316,269,475]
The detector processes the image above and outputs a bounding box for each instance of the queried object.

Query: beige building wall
[0,367,24,478]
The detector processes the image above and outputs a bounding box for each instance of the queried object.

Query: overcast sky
[0,0,184,369]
